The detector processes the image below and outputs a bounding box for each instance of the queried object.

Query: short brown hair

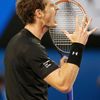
[16,0,45,24]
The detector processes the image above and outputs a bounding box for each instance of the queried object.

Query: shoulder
[23,42,47,58]
[6,29,47,57]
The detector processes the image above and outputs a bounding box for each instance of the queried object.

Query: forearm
[58,43,84,91]
[58,63,79,91]
[44,60,80,93]
[44,43,84,93]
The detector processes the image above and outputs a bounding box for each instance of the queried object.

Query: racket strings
[49,2,85,54]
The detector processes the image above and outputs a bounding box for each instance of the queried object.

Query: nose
[55,5,59,10]
[55,7,59,15]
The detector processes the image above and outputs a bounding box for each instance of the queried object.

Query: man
[4,0,96,100]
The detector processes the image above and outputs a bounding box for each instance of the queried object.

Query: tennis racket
[49,0,87,100]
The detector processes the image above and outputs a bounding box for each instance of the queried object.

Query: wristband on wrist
[67,43,85,67]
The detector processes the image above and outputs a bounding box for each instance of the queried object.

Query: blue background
[0,0,15,37]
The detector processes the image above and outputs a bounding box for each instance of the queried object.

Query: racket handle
[67,88,74,100]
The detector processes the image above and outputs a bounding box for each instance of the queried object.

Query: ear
[35,9,44,18]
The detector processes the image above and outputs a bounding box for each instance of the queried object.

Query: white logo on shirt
[43,60,52,68]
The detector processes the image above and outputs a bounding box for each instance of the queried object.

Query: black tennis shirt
[4,28,58,100]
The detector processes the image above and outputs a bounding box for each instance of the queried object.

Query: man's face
[42,0,58,28]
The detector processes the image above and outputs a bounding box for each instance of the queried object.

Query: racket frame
[49,0,87,55]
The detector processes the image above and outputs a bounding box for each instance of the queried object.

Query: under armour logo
[72,51,78,56]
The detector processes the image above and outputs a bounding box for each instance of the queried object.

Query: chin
[51,25,57,28]
[47,20,57,28]
[49,23,57,28]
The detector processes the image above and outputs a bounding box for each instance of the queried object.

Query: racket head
[49,0,87,55]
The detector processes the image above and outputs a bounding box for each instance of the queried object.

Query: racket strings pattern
[49,1,86,54]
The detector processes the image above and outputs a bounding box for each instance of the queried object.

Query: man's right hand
[62,15,97,45]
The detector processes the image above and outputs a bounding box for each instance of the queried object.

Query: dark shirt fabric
[4,28,58,100]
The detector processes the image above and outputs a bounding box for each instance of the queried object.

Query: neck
[25,22,48,40]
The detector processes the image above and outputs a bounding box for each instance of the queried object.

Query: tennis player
[4,0,96,100]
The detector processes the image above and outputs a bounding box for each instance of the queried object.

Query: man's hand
[62,15,97,45]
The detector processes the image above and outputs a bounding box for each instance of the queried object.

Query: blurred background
[0,0,100,100]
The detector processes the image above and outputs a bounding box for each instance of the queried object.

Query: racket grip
[67,89,73,100]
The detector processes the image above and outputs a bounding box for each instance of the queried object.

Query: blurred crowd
[78,0,100,33]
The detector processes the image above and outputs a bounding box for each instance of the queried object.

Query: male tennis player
[4,0,96,100]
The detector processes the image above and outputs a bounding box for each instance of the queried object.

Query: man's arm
[44,16,97,93]
[44,62,79,93]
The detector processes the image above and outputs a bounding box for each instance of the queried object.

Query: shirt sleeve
[24,43,58,79]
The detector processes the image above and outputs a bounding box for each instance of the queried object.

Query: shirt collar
[23,28,41,43]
